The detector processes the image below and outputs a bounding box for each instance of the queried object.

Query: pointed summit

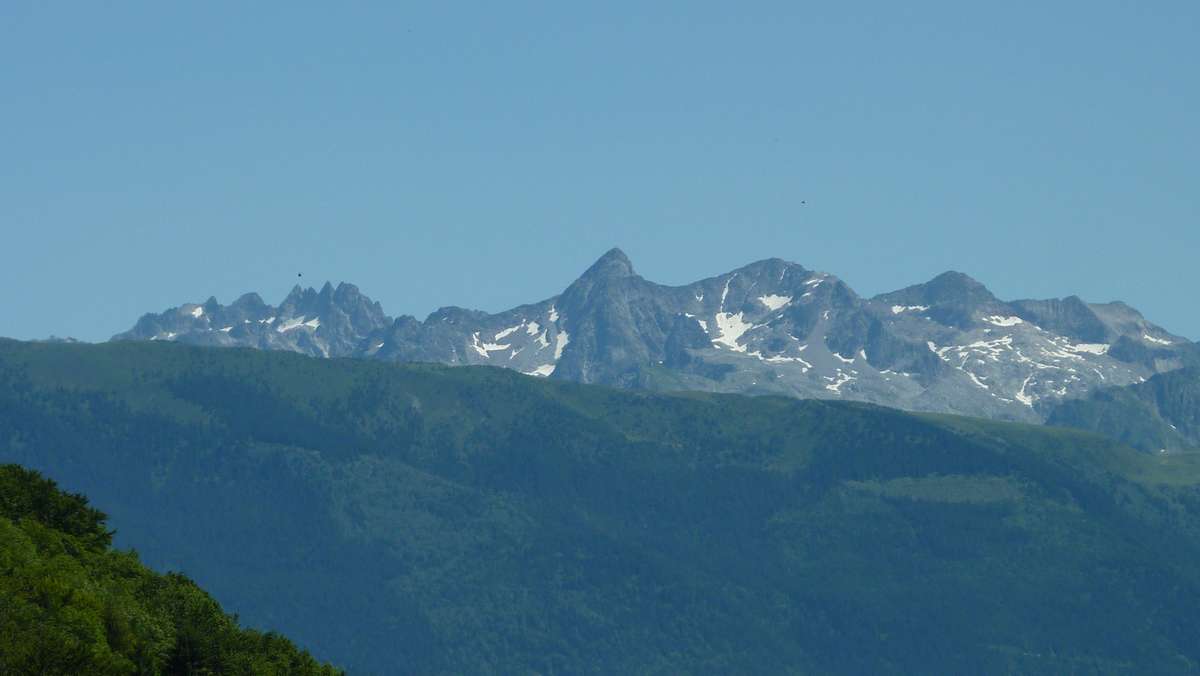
[231,292,266,309]
[279,285,318,315]
[580,248,636,280]
[921,271,997,306]
[732,258,811,288]
[876,271,997,308]
[874,271,1002,329]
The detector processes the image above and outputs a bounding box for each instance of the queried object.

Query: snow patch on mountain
[525,364,556,377]
[495,325,522,341]
[712,312,753,352]
[1015,376,1036,407]
[758,295,791,311]
[554,331,570,359]
[471,332,511,358]
[276,317,309,333]
[720,276,735,310]
[750,350,813,370]
[824,370,855,393]
[983,315,1024,327]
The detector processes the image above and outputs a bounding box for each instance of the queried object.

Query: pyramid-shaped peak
[875,270,997,308]
[280,284,318,309]
[580,248,636,280]
[929,270,985,288]
[230,292,270,315]
[332,282,369,303]
[916,271,995,303]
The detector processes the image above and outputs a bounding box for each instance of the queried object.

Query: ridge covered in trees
[3,338,1200,673]
[0,463,341,675]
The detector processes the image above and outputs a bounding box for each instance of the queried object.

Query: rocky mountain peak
[914,271,997,306]
[333,282,363,300]
[873,270,1001,329]
[731,258,811,289]
[230,292,269,312]
[580,248,636,281]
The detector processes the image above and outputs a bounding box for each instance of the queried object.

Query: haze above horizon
[3,2,1197,341]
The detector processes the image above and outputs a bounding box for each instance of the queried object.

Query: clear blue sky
[3,2,1197,341]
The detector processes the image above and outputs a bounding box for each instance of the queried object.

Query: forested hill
[3,338,1200,673]
[0,463,341,675]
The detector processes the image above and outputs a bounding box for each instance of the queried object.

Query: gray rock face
[114,282,388,359]
[112,248,1194,422]
[1045,367,1200,453]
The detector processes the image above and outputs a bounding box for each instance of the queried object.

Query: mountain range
[114,248,1195,424]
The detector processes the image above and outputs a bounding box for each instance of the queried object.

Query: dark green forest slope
[3,339,1200,673]
[0,464,341,675]
[1047,367,1200,453]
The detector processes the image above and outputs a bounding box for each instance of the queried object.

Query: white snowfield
[525,364,556,377]
[554,331,570,360]
[276,316,318,333]
[983,315,1024,327]
[712,312,754,352]
[719,277,735,309]
[494,325,522,341]
[758,294,792,311]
